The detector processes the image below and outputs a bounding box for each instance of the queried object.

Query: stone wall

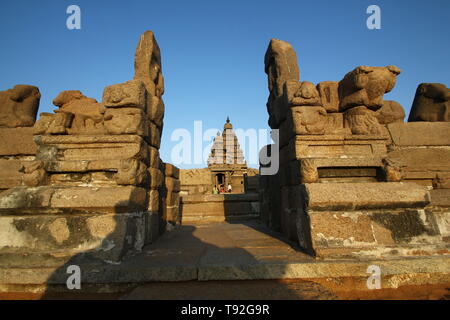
[180,167,259,195]
[180,168,212,195]
[0,31,180,264]
[260,39,450,259]
[245,167,259,193]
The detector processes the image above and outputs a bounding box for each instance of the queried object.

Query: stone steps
[180,193,260,224]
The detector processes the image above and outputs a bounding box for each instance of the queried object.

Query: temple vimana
[0,31,449,299]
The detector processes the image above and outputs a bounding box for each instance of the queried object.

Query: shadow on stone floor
[39,191,336,300]
[118,222,336,300]
[221,192,306,254]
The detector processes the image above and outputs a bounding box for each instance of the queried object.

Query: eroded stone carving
[408,83,450,122]
[285,81,321,107]
[264,39,300,127]
[265,39,300,100]
[339,65,401,111]
[104,108,147,136]
[34,112,74,135]
[261,38,450,261]
[300,159,318,183]
[103,80,146,109]
[317,81,339,113]
[115,159,148,186]
[21,161,47,187]
[325,113,345,134]
[382,158,403,182]
[53,90,106,135]
[291,106,327,135]
[375,100,405,124]
[0,85,41,128]
[134,31,164,98]
[344,106,382,135]
[134,31,165,130]
[0,30,179,267]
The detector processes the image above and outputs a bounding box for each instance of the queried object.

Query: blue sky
[1,0,449,168]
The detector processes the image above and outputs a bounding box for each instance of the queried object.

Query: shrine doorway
[216,173,225,186]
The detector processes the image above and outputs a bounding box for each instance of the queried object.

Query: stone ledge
[34,135,144,145]
[0,255,448,288]
[197,256,450,281]
[303,157,384,168]
[181,194,259,203]
[305,182,430,210]
[0,186,147,214]
[388,122,450,146]
[34,135,148,162]
[387,148,450,172]
[291,134,390,142]
[182,214,260,224]
[43,160,121,172]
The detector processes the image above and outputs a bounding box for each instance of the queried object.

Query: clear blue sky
[1,0,449,168]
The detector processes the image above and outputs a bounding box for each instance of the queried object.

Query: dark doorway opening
[216,173,225,186]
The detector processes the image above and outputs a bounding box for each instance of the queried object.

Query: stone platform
[0,220,449,299]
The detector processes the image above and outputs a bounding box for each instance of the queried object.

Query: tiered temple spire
[207,117,246,167]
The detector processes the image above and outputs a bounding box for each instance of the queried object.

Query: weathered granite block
[148,168,163,189]
[0,127,36,156]
[317,81,339,113]
[0,186,147,214]
[0,160,26,190]
[34,135,149,163]
[387,122,450,146]
[165,176,181,193]
[102,80,146,109]
[308,207,449,259]
[147,96,165,127]
[304,182,430,211]
[104,108,149,136]
[0,212,146,262]
[284,80,321,107]
[289,134,389,160]
[164,163,180,179]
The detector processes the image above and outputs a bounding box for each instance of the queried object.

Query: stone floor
[1,219,449,299]
[142,220,314,272]
[120,220,450,300]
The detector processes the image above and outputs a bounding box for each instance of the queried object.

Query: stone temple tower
[207,117,247,193]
